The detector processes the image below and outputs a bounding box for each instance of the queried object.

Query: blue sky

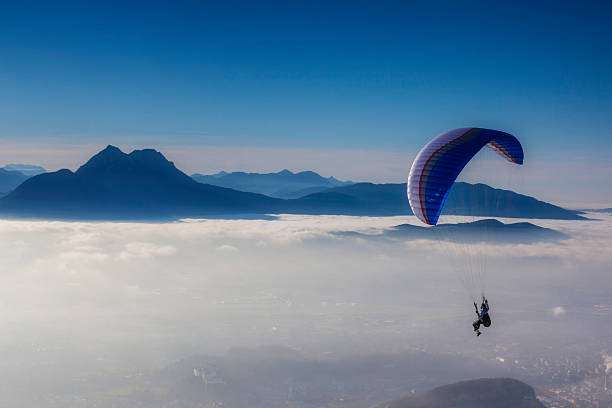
[0,1,611,204]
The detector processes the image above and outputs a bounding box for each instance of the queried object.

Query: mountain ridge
[290,182,584,220]
[0,146,585,221]
[0,145,281,219]
[337,219,567,244]
[0,167,30,195]
[192,168,353,198]
[1,164,46,177]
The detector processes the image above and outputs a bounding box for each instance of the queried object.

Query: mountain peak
[75,146,179,177]
[77,145,127,172]
[100,145,125,158]
[129,148,170,162]
[278,169,293,175]
[296,170,318,177]
[129,148,160,155]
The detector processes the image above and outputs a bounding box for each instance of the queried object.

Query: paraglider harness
[472,297,490,336]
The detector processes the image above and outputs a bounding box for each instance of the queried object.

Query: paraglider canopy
[407,127,523,225]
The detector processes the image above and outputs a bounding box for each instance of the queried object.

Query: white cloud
[552,306,566,317]
[119,242,177,260]
[215,244,239,252]
[59,251,109,262]
[604,354,612,372]
[0,212,610,397]
[1,213,612,266]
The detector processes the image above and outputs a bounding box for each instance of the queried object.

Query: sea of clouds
[0,213,610,405]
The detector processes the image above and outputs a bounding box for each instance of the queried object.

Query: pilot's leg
[472,319,481,331]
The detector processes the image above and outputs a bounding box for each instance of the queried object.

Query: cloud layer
[0,213,610,406]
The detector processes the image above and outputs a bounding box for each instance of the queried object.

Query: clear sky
[1,1,611,206]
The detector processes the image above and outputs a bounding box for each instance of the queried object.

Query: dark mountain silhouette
[338,219,566,244]
[444,182,583,220]
[377,378,546,408]
[0,146,586,221]
[0,167,29,195]
[291,182,584,220]
[192,169,352,198]
[0,145,281,219]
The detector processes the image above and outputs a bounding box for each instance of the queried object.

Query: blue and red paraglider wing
[407,127,523,226]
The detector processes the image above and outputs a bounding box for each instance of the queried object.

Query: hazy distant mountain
[0,146,586,221]
[291,183,409,215]
[338,219,566,244]
[192,169,353,198]
[582,208,612,213]
[291,182,584,220]
[0,168,29,195]
[2,164,46,177]
[0,145,280,219]
[377,378,545,408]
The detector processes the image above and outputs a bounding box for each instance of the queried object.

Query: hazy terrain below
[0,213,610,407]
